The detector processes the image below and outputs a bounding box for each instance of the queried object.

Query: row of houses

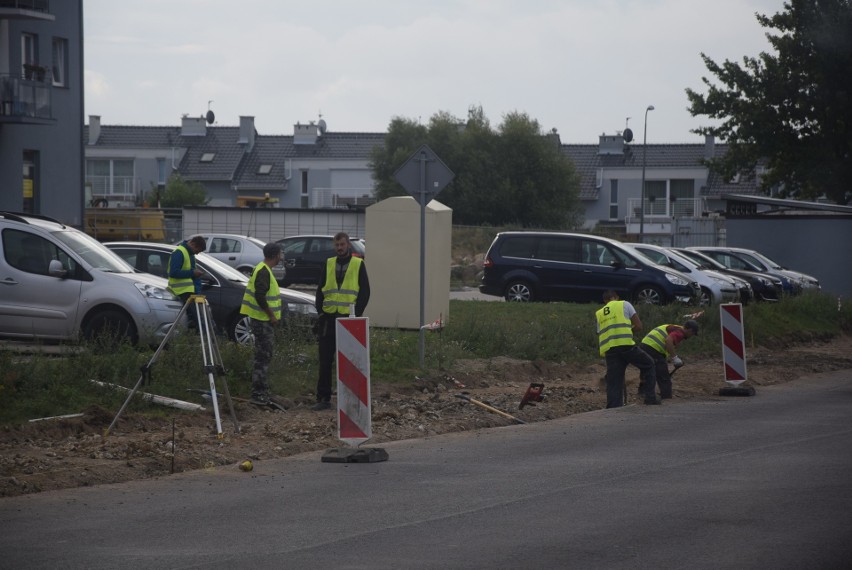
[1,0,759,243]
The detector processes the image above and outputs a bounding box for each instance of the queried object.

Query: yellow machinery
[84,208,167,241]
[236,194,279,208]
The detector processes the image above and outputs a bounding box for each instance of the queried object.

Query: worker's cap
[684,320,700,335]
[263,242,282,258]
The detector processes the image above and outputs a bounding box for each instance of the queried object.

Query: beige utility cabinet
[364,196,452,329]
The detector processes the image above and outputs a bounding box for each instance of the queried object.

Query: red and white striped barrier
[335,317,371,445]
[720,303,747,385]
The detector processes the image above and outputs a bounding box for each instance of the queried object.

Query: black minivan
[479,232,700,305]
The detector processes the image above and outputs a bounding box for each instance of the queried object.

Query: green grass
[2,292,850,425]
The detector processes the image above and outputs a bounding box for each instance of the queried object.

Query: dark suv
[479,232,700,305]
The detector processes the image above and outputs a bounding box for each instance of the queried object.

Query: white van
[0,212,183,346]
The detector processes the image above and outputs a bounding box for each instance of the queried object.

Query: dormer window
[258,164,272,175]
[200,153,215,162]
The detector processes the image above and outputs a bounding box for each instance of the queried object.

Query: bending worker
[595,289,659,407]
[639,319,700,399]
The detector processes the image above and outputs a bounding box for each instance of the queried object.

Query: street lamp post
[639,104,655,242]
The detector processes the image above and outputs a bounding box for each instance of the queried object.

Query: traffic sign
[393,144,455,206]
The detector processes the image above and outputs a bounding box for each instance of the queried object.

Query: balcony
[624,197,706,235]
[0,0,54,20]
[0,73,53,124]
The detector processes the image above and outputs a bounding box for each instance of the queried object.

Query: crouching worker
[639,319,699,399]
[596,290,659,407]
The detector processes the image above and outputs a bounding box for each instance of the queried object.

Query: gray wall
[726,217,852,297]
[0,1,84,226]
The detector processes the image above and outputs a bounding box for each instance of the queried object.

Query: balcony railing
[625,197,706,225]
[0,73,53,121]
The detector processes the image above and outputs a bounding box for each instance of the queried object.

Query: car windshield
[745,250,783,270]
[679,249,726,270]
[53,230,134,272]
[197,252,249,282]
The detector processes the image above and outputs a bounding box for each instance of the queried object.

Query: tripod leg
[105,298,189,436]
[193,297,224,438]
[203,301,240,434]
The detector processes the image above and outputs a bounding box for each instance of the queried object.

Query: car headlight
[665,274,689,286]
[757,276,771,286]
[135,282,178,301]
[709,276,728,286]
[287,302,318,316]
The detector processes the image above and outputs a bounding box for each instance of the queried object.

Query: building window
[301,170,309,208]
[608,179,618,220]
[258,164,272,175]
[157,158,167,185]
[670,179,694,217]
[200,153,215,162]
[52,37,68,87]
[22,33,38,77]
[86,159,135,196]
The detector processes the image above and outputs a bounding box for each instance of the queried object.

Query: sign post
[393,145,454,367]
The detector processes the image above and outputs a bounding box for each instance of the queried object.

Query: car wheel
[504,280,535,302]
[634,285,664,305]
[698,287,713,306]
[230,314,254,345]
[83,309,138,346]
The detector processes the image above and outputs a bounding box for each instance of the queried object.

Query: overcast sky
[83,0,784,143]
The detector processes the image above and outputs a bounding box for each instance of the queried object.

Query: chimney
[704,134,715,159]
[88,115,101,145]
[181,115,207,136]
[293,122,319,145]
[239,116,256,152]
[597,134,624,155]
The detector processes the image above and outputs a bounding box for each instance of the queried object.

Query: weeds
[1,292,848,425]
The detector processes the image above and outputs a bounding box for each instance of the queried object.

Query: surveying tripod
[105,295,240,438]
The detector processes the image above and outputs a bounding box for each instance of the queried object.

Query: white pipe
[90,380,205,412]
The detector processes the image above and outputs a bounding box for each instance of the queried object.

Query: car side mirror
[609,260,624,269]
[48,259,68,278]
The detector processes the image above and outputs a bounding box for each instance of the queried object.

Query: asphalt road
[2,370,851,569]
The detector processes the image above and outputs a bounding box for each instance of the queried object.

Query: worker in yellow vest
[595,289,659,408]
[312,232,370,411]
[240,243,284,406]
[168,235,206,330]
[639,320,699,399]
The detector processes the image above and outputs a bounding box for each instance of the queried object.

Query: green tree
[159,174,209,207]
[686,0,852,205]
[370,106,581,228]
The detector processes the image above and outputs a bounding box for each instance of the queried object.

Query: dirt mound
[2,336,851,498]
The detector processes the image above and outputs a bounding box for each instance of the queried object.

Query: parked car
[195,234,286,282]
[275,235,366,287]
[479,231,700,305]
[0,211,182,346]
[694,246,819,292]
[689,246,801,295]
[624,243,742,305]
[674,248,783,302]
[106,242,317,344]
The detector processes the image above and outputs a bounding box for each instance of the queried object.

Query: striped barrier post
[336,317,372,445]
[321,316,388,462]
[719,303,755,396]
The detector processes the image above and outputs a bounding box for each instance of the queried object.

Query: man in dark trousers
[639,319,699,399]
[240,242,284,406]
[595,290,659,407]
[312,232,370,411]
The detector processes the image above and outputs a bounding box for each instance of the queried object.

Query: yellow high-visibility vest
[240,263,282,321]
[321,256,362,315]
[596,300,634,356]
[168,245,195,296]
[642,324,680,355]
